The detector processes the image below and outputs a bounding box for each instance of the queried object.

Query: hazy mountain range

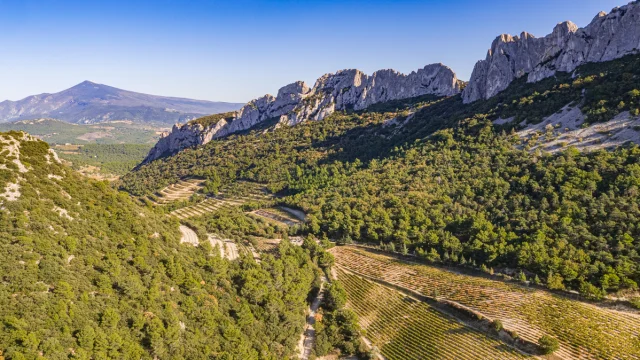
[0,81,245,124]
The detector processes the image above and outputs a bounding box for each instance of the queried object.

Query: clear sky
[0,0,623,103]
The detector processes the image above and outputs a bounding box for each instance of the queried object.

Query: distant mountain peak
[0,83,245,124]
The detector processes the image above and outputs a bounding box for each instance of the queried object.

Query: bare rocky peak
[463,1,640,103]
[143,63,460,163]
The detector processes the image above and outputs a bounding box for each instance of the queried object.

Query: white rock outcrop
[143,63,460,163]
[463,2,640,103]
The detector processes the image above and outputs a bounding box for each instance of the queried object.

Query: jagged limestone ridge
[143,63,460,163]
[463,1,640,103]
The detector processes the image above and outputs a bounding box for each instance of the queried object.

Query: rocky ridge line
[142,63,460,163]
[463,1,640,103]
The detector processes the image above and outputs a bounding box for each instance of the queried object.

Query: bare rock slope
[463,1,640,103]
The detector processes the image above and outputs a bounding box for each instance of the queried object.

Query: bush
[579,281,606,301]
[324,282,347,311]
[491,319,503,333]
[538,335,560,355]
[506,329,519,340]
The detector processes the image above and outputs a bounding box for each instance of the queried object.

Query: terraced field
[179,225,199,246]
[250,207,303,226]
[170,182,275,219]
[154,178,204,204]
[221,181,273,202]
[238,241,260,262]
[337,268,529,360]
[171,196,241,219]
[331,246,640,360]
[253,238,281,255]
[207,234,239,261]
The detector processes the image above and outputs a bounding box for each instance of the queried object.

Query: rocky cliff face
[463,2,640,103]
[143,63,460,163]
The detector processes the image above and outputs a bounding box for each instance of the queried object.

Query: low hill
[0,81,244,124]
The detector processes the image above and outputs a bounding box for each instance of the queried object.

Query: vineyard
[249,207,303,227]
[152,178,204,204]
[253,237,281,255]
[171,197,241,219]
[207,234,240,260]
[337,268,529,359]
[169,181,276,219]
[331,246,640,360]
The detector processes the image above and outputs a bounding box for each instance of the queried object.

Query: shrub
[491,319,503,333]
[546,272,565,290]
[579,281,606,301]
[426,248,441,263]
[506,329,519,340]
[517,271,527,283]
[538,335,560,355]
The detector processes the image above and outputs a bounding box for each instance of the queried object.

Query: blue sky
[0,0,623,103]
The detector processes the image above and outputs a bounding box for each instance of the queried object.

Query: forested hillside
[58,143,152,177]
[0,131,325,359]
[123,54,640,297]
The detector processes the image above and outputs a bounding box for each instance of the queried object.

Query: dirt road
[299,276,327,360]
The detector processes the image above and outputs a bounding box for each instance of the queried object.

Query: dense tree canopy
[0,133,326,359]
[123,55,640,296]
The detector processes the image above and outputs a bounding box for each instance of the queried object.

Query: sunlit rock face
[143,63,460,163]
[463,2,640,103]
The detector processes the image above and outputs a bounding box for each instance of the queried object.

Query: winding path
[299,276,327,360]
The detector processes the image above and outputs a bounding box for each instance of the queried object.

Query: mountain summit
[0,81,245,124]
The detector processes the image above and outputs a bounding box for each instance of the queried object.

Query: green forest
[0,120,162,145]
[123,54,640,298]
[0,132,337,359]
[58,144,152,176]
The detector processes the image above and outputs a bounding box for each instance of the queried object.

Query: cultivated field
[330,246,640,360]
[179,225,199,246]
[253,237,281,255]
[154,178,205,204]
[168,181,275,219]
[171,196,241,219]
[207,234,239,261]
[249,207,303,227]
[337,268,529,359]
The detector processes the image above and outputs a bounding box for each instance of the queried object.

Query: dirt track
[299,276,326,360]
